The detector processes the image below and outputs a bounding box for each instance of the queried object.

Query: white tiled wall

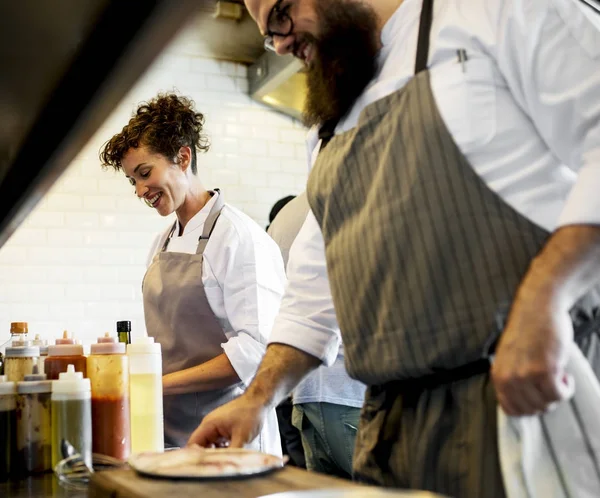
[0,25,308,348]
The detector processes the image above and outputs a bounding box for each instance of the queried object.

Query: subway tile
[45,193,83,210]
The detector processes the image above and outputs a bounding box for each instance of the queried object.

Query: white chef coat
[269,0,600,366]
[147,193,287,386]
[268,193,366,408]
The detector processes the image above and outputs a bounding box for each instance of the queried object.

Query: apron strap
[318,0,435,152]
[196,189,225,254]
[414,0,434,74]
[161,222,177,252]
[160,189,224,253]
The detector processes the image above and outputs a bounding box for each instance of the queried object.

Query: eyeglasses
[263,0,294,52]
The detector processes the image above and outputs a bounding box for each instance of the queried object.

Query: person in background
[188,0,600,496]
[268,191,365,479]
[266,194,306,469]
[99,93,284,454]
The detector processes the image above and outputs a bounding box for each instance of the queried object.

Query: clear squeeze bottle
[127,337,163,454]
[51,365,92,469]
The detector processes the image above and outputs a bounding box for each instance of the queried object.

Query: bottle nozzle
[63,330,69,339]
[67,364,75,373]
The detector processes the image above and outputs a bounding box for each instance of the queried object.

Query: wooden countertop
[89,466,368,498]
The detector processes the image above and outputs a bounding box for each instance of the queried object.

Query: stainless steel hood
[184,1,308,121]
[248,51,307,121]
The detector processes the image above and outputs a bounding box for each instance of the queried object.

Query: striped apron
[306,1,600,496]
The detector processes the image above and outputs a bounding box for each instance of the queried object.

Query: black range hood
[0,0,202,249]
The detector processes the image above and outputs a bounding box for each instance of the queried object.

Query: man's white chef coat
[269,0,600,366]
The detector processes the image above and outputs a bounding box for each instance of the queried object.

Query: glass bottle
[51,365,92,469]
[116,321,131,345]
[127,337,163,454]
[87,333,130,460]
[16,365,52,474]
[4,345,40,383]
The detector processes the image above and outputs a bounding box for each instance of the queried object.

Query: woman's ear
[177,146,193,172]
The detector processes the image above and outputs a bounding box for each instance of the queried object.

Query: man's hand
[187,343,321,447]
[492,281,573,416]
[492,225,600,416]
[187,394,267,448]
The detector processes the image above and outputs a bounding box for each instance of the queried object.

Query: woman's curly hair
[99,93,210,174]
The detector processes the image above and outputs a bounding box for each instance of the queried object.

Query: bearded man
[189,1,600,496]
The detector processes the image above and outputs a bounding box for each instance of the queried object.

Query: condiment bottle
[16,365,52,474]
[0,375,16,481]
[88,333,130,460]
[32,335,48,357]
[1,322,28,354]
[51,365,92,469]
[127,337,164,454]
[117,321,131,345]
[4,345,40,382]
[44,331,86,381]
[32,335,48,374]
[10,322,29,344]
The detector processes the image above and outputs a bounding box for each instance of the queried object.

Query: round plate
[128,446,286,480]
[258,490,450,498]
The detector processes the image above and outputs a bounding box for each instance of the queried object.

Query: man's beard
[302,0,380,128]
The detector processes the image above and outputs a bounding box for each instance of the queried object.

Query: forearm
[243,343,321,410]
[518,225,600,311]
[163,353,241,395]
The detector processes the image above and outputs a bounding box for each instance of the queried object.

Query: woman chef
[99,93,284,454]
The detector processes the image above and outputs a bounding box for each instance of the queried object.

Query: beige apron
[142,190,245,448]
[307,1,599,496]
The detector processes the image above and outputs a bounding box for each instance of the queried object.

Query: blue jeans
[291,402,361,479]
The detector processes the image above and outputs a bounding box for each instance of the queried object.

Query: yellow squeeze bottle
[127,337,164,454]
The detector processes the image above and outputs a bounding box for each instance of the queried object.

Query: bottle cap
[5,345,40,358]
[17,365,51,394]
[90,333,125,355]
[0,375,16,395]
[47,343,84,356]
[117,321,131,332]
[52,364,90,394]
[10,322,28,334]
[55,330,75,345]
[127,336,161,355]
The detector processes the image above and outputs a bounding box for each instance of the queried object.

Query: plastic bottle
[51,365,92,469]
[16,365,52,474]
[32,335,48,374]
[87,333,130,460]
[127,337,163,454]
[44,331,87,381]
[0,375,16,481]
[4,345,40,383]
[116,321,131,345]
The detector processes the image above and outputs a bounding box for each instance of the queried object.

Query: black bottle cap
[116,321,131,332]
